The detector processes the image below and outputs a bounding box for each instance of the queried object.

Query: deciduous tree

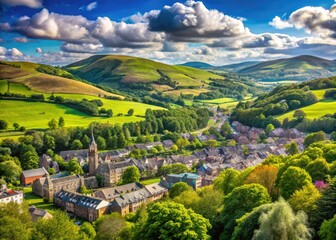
[138,202,211,240]
[279,166,312,199]
[253,198,312,240]
[169,182,192,198]
[122,166,141,184]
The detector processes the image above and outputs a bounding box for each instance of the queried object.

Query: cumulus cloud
[36,47,43,53]
[210,33,298,50]
[0,46,30,61]
[3,8,164,48]
[269,16,293,29]
[193,46,213,55]
[0,0,43,8]
[60,43,103,53]
[161,41,187,52]
[270,4,336,39]
[14,37,29,42]
[144,0,250,42]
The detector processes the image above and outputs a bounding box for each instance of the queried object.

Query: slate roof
[56,190,109,210]
[144,182,168,195]
[22,167,48,178]
[59,149,88,161]
[112,188,152,207]
[94,182,143,201]
[162,140,174,148]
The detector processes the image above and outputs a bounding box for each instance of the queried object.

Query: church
[32,132,141,199]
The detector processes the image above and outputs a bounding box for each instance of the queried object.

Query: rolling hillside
[0,62,123,98]
[238,55,336,82]
[66,55,224,89]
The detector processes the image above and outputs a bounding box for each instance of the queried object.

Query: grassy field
[23,187,57,214]
[0,99,163,130]
[311,88,336,100]
[140,177,161,185]
[164,88,209,97]
[0,131,25,142]
[0,80,165,131]
[201,97,237,104]
[277,99,336,121]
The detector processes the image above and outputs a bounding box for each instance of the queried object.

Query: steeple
[88,125,98,176]
[90,126,97,148]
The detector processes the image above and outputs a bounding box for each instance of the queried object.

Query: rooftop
[22,167,48,178]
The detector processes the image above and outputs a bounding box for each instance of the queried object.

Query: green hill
[66,55,224,91]
[237,55,336,82]
[0,61,124,98]
[230,76,336,130]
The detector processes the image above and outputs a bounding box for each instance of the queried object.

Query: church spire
[90,125,96,147]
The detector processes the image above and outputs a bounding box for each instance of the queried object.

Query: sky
[0,0,335,65]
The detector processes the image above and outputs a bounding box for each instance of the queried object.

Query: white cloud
[0,46,30,61]
[143,0,250,42]
[3,8,164,49]
[86,2,97,11]
[60,43,103,53]
[14,37,29,42]
[270,4,336,39]
[0,0,43,8]
[269,16,293,29]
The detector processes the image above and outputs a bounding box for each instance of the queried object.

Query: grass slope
[277,99,336,121]
[277,88,336,121]
[0,99,163,130]
[0,62,123,98]
[66,55,223,87]
[237,55,336,83]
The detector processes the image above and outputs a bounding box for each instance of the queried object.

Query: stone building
[20,167,49,186]
[94,182,143,201]
[96,159,141,187]
[32,174,84,201]
[54,190,109,222]
[39,154,59,173]
[110,182,168,216]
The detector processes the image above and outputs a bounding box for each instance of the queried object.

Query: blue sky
[0,0,335,65]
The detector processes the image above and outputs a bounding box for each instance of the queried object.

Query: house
[0,184,23,204]
[54,190,109,222]
[39,154,59,173]
[193,149,207,160]
[32,174,84,201]
[20,167,49,186]
[94,182,143,201]
[202,175,215,186]
[134,144,147,151]
[269,128,285,138]
[110,182,168,216]
[29,206,52,222]
[96,159,141,187]
[144,142,162,150]
[59,149,88,165]
[162,173,202,190]
[162,140,174,149]
[110,188,152,216]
